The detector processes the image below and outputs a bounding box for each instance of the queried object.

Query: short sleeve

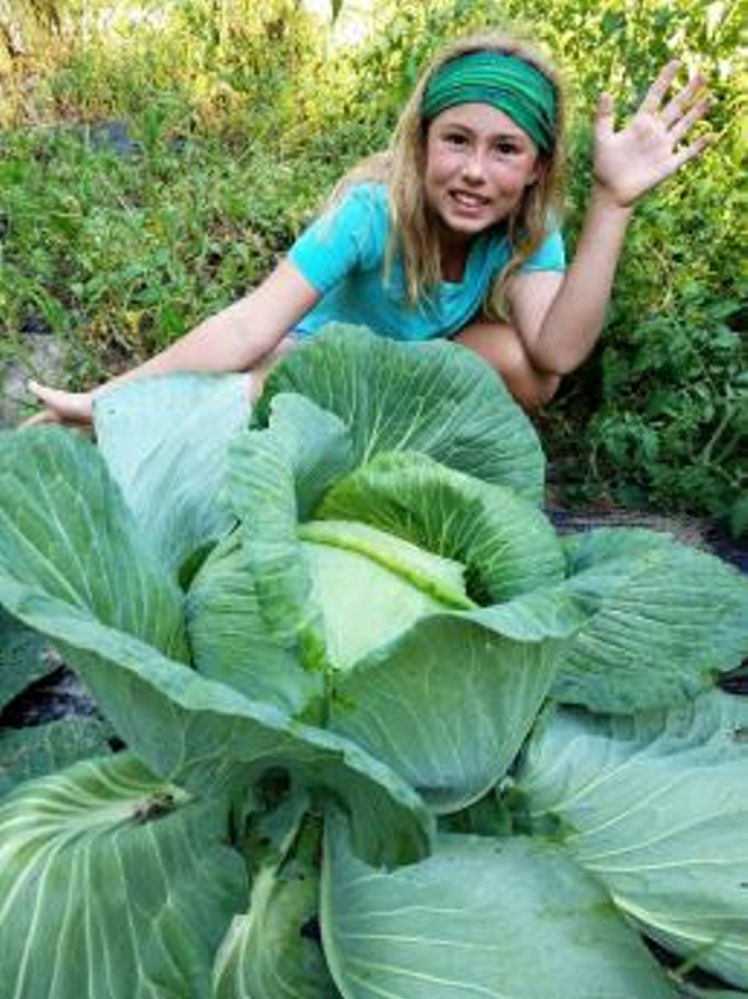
[288,184,386,294]
[518,228,566,273]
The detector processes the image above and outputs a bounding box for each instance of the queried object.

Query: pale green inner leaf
[300,519,473,607]
[301,520,473,669]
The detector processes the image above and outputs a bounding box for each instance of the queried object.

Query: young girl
[27,29,711,424]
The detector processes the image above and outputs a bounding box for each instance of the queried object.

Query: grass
[0,122,361,393]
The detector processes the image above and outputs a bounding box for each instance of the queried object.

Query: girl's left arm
[508,61,712,375]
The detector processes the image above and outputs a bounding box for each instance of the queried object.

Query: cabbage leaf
[257,324,546,502]
[0,751,248,999]
[515,690,748,987]
[555,528,748,712]
[322,812,678,998]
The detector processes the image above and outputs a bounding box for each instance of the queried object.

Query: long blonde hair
[329,29,567,316]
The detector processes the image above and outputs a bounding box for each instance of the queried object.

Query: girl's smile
[424,103,541,260]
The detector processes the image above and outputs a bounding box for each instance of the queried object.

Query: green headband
[421,50,557,153]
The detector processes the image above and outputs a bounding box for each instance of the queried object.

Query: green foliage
[0,126,338,386]
[580,147,745,527]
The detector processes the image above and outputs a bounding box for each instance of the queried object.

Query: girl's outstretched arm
[509,61,713,376]
[25,260,320,427]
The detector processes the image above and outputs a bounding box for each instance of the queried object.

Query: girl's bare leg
[455,321,560,411]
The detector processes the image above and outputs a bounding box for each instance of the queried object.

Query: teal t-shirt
[288,182,565,341]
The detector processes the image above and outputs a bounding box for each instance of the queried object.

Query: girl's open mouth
[449,190,491,209]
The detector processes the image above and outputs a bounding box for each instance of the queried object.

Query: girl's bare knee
[512,371,560,410]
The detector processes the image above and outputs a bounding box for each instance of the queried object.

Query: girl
[26,29,711,424]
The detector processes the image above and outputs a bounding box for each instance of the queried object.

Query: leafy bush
[0,329,746,996]
[0,124,343,390]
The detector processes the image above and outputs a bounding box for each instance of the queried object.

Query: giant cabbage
[0,325,746,998]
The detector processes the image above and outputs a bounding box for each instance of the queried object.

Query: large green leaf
[228,393,355,523]
[321,813,678,998]
[257,325,545,502]
[0,751,248,999]
[0,604,53,711]
[94,372,250,578]
[515,690,748,989]
[0,716,114,798]
[223,394,353,645]
[555,529,748,713]
[0,426,187,662]
[329,614,562,813]
[187,529,323,715]
[317,450,565,602]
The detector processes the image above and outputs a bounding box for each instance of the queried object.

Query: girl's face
[424,102,541,250]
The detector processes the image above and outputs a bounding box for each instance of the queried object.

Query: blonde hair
[329,29,567,317]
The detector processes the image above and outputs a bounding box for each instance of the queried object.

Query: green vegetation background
[1,0,744,532]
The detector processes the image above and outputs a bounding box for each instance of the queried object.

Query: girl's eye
[494,142,520,155]
[443,132,467,146]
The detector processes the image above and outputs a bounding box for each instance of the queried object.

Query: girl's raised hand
[23,381,94,429]
[593,61,712,209]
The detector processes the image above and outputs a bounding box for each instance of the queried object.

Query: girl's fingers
[24,381,94,426]
[640,60,681,113]
[671,134,713,171]
[653,135,713,188]
[668,96,710,144]
[21,407,93,430]
[22,382,61,427]
[27,379,63,405]
[660,74,707,128]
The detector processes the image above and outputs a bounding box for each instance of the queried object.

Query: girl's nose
[461,151,486,183]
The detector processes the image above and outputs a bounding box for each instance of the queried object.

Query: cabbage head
[0,326,746,999]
